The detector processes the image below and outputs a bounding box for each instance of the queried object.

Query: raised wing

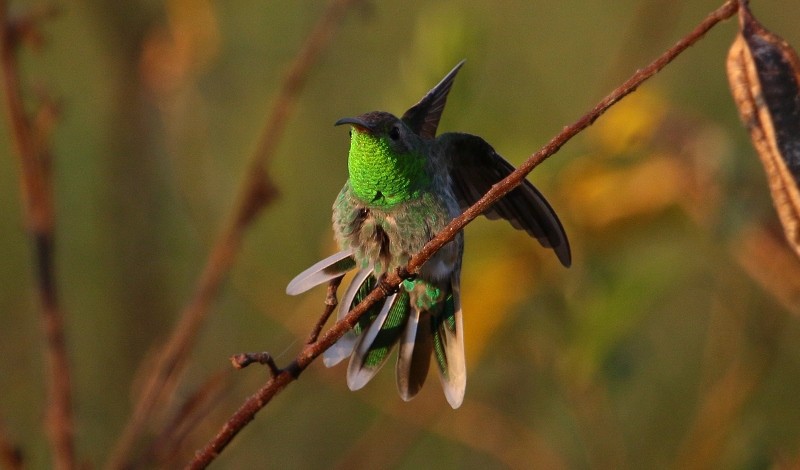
[440,132,571,267]
[401,60,465,140]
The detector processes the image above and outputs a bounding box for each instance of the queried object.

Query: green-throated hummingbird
[286,61,570,408]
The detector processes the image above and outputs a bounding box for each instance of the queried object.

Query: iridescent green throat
[347,129,428,207]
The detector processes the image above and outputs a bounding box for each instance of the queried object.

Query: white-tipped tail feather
[286,249,355,295]
[437,276,465,409]
[347,293,399,390]
[322,268,372,367]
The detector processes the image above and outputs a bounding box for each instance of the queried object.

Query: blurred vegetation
[2,0,800,468]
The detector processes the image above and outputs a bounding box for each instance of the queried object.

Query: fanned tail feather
[292,251,466,407]
[396,307,434,402]
[347,291,409,390]
[286,249,356,295]
[432,276,466,409]
[323,268,374,367]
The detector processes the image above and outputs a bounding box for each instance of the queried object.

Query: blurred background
[2,0,800,468]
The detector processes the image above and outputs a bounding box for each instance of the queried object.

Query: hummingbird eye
[388,126,401,141]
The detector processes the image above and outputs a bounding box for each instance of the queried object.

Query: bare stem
[144,370,231,468]
[0,418,23,470]
[105,0,365,468]
[186,1,740,468]
[230,352,281,377]
[306,276,344,344]
[0,3,75,470]
[409,0,739,269]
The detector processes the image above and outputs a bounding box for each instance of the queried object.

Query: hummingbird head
[335,111,429,207]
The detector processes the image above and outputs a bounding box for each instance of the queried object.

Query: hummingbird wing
[401,60,465,139]
[286,249,356,295]
[440,132,572,267]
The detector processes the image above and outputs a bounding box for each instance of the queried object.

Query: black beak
[334,116,375,132]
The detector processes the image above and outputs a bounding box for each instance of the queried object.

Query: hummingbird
[286,60,570,409]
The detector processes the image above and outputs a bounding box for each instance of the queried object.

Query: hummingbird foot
[396,266,416,282]
[377,273,400,296]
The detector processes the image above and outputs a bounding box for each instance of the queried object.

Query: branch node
[377,274,399,296]
[396,266,415,282]
[324,280,340,307]
[230,352,281,377]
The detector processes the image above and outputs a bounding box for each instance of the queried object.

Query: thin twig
[306,276,344,344]
[5,4,60,51]
[144,370,232,468]
[105,0,365,468]
[186,1,739,468]
[235,279,345,369]
[0,3,75,470]
[0,418,23,470]
[230,352,281,377]
[408,0,739,271]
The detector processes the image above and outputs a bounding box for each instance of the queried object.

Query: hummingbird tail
[347,290,408,390]
[322,268,467,408]
[396,275,466,408]
[286,249,356,295]
[396,306,433,402]
[323,268,376,367]
[432,275,466,409]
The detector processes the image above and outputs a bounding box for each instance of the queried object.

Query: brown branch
[410,0,738,271]
[0,418,23,470]
[105,0,365,468]
[186,1,740,468]
[0,3,75,470]
[144,370,232,468]
[306,276,344,344]
[230,352,281,376]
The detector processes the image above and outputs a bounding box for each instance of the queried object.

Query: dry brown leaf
[727,1,800,259]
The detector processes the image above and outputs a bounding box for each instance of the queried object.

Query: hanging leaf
[726,0,800,259]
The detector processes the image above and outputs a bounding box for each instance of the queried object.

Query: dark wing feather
[441,132,571,267]
[401,60,465,139]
